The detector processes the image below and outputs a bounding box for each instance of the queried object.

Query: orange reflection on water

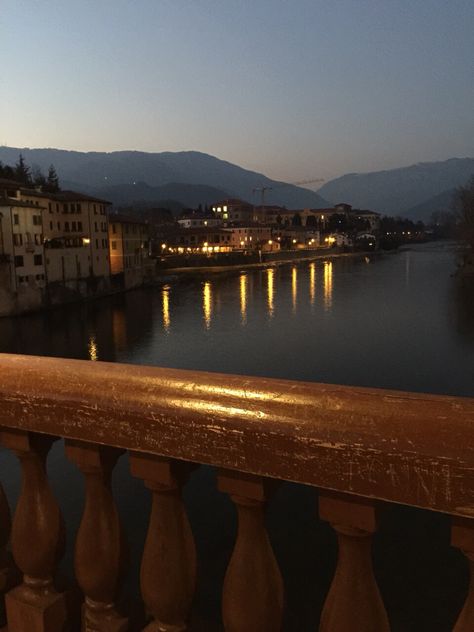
[162,285,171,331]
[112,309,127,348]
[309,262,316,305]
[292,266,298,313]
[88,335,98,361]
[267,268,275,318]
[203,281,212,329]
[240,274,247,325]
[323,261,333,311]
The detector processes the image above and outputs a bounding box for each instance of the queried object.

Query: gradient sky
[1,0,473,182]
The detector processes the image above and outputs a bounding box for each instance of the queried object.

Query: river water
[0,241,472,395]
[1,242,473,631]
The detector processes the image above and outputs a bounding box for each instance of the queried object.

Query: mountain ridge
[317,157,474,216]
[0,146,330,210]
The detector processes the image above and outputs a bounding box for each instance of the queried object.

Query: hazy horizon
[2,1,473,183]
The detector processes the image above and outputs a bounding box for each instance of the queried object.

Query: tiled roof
[0,197,46,209]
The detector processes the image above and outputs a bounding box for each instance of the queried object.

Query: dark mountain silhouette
[0,146,330,209]
[71,181,232,212]
[317,158,474,215]
[401,188,457,222]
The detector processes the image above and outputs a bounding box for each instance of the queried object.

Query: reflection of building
[108,214,153,289]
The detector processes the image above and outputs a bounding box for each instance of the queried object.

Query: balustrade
[0,353,472,631]
[1,430,68,632]
[0,481,12,625]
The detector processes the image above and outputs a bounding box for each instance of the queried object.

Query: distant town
[0,155,459,317]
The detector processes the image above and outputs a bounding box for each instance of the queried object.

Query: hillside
[401,188,457,222]
[0,146,330,210]
[317,158,474,215]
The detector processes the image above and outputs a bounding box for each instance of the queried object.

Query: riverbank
[158,248,377,275]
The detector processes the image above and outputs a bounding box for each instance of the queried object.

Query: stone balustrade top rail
[1,353,473,518]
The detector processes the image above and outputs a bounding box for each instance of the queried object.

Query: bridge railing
[0,352,473,631]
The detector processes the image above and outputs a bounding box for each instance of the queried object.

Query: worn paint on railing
[0,353,473,517]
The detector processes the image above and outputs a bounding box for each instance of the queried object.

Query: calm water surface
[1,242,473,631]
[0,241,472,395]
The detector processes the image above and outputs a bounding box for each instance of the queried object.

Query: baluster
[452,518,474,631]
[319,492,390,632]
[65,441,128,632]
[1,429,68,632]
[217,470,284,632]
[0,481,12,624]
[129,453,196,632]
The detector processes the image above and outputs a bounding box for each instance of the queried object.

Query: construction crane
[252,177,325,207]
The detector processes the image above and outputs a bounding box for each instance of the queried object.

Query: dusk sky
[2,0,473,183]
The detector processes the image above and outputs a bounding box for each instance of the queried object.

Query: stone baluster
[319,492,390,632]
[217,470,284,632]
[452,518,474,631]
[129,454,196,632]
[1,429,68,632]
[0,481,12,624]
[65,441,128,632]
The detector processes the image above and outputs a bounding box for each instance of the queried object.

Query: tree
[14,154,31,184]
[0,161,15,180]
[453,176,474,251]
[32,166,46,187]
[45,164,60,192]
[291,212,302,226]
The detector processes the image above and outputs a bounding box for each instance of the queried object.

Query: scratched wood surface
[0,353,473,518]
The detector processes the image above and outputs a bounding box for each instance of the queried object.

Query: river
[1,242,473,631]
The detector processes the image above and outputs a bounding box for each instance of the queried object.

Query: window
[13,214,19,225]
[72,221,77,231]
[35,274,45,281]
[63,203,69,213]
[95,239,99,249]
[34,234,42,245]
[49,221,53,230]
[34,254,43,266]
[33,215,42,226]
[93,204,97,214]
[65,222,70,232]
[78,221,83,231]
[14,255,24,267]
[111,241,117,250]
[13,234,23,246]
[112,224,116,234]
[48,203,52,214]
[94,222,98,231]
[77,203,82,212]
[57,222,61,230]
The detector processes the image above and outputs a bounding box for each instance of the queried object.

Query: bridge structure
[0,353,473,631]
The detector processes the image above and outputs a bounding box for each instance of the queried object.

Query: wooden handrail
[0,353,473,518]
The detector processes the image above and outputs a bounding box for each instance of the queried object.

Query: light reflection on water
[292,266,298,313]
[162,285,170,332]
[309,262,316,307]
[267,267,275,318]
[0,245,472,397]
[323,261,333,311]
[239,273,247,326]
[203,281,212,329]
